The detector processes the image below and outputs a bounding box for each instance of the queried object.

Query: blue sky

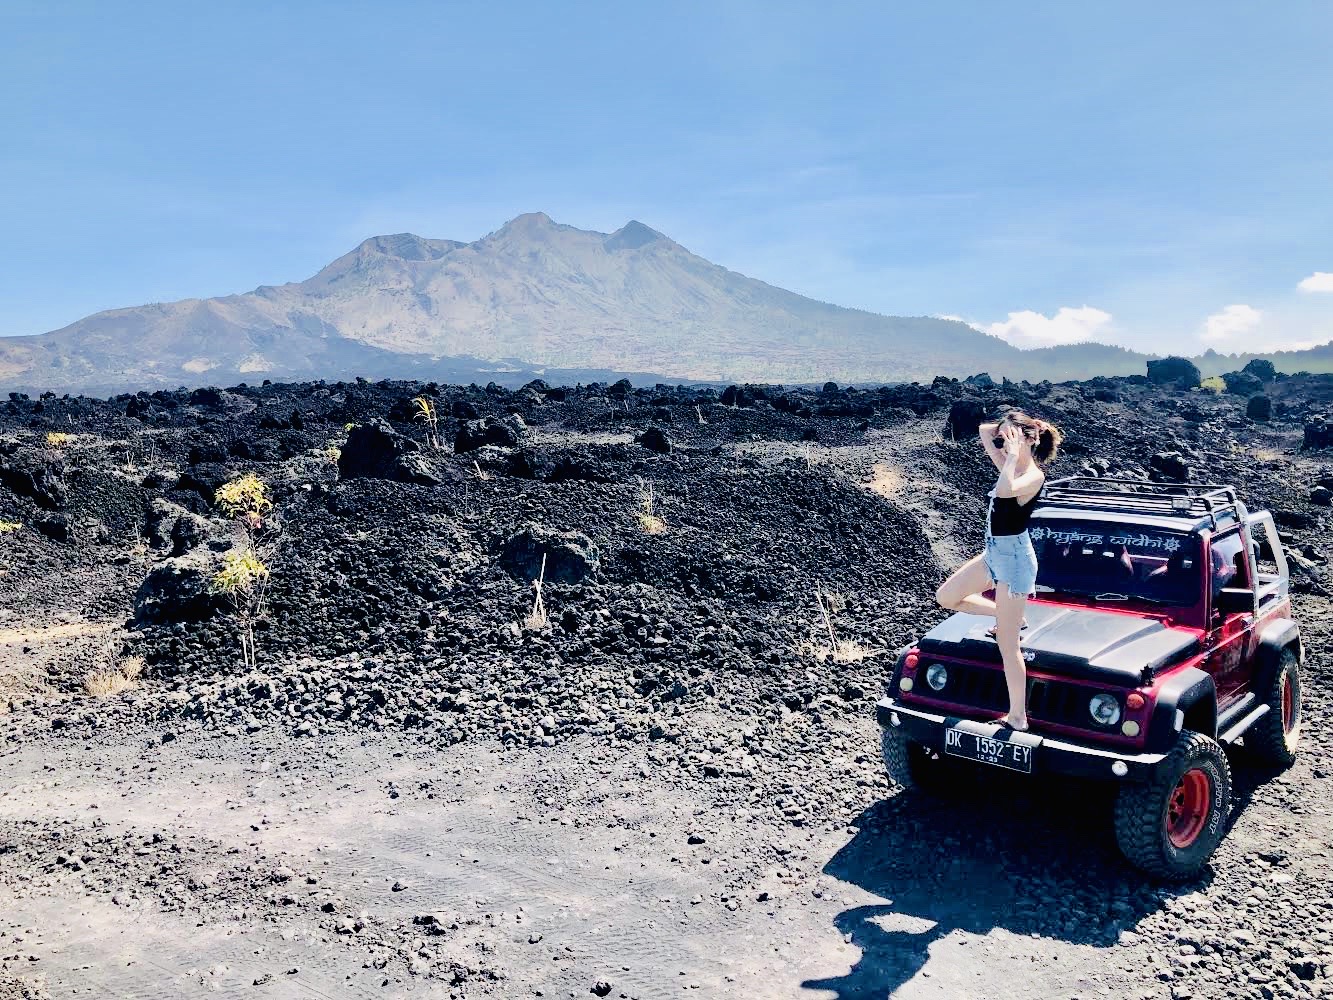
[3,0,1331,353]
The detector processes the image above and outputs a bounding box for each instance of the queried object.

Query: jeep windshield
[1028,518,1202,607]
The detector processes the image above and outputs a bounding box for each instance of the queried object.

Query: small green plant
[412,396,441,449]
[211,474,280,669]
[1200,376,1226,393]
[45,431,73,447]
[344,422,357,432]
[215,473,273,521]
[0,521,21,534]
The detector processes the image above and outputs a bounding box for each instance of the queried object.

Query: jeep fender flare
[1147,667,1216,753]
[1254,618,1302,689]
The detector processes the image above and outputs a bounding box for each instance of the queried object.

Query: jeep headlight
[1089,693,1122,727]
[925,663,949,692]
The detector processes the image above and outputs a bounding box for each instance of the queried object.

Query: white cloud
[1298,272,1333,293]
[980,306,1114,349]
[1199,303,1263,344]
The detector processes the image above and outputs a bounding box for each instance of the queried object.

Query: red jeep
[877,478,1304,879]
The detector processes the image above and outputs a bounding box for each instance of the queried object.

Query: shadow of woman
[798,774,1216,998]
[800,904,946,999]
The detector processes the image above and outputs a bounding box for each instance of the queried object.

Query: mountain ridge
[1,213,1328,395]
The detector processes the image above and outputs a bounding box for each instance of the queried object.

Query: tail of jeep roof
[1039,477,1244,531]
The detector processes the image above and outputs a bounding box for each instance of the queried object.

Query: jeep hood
[916,604,1199,686]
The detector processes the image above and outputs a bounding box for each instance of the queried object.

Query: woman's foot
[996,714,1030,732]
[986,619,1029,639]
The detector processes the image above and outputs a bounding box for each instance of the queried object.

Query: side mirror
[1215,587,1254,615]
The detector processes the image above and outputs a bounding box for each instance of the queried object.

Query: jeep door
[1203,528,1256,702]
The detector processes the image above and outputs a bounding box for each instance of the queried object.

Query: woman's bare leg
[994,584,1030,730]
[936,553,998,618]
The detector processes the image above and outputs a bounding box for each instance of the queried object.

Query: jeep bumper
[876,697,1168,782]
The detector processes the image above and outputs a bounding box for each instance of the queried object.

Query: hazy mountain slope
[1,213,1328,395]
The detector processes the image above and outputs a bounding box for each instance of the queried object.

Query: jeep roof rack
[1039,477,1240,528]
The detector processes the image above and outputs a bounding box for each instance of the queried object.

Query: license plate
[943,726,1034,773]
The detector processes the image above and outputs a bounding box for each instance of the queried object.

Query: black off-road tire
[1113,731,1232,881]
[1246,648,1302,768]
[881,728,964,795]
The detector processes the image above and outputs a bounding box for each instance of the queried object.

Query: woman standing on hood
[934,410,1062,731]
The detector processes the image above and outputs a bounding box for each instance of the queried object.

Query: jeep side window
[1209,530,1251,604]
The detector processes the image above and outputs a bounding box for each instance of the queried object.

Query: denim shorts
[985,531,1039,598]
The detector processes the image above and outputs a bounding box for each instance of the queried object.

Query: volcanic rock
[1222,371,1263,396]
[944,398,988,440]
[337,419,429,482]
[147,498,222,556]
[1146,356,1202,388]
[0,455,67,509]
[1247,395,1273,421]
[1243,358,1278,382]
[454,417,521,453]
[1304,419,1333,450]
[134,549,224,624]
[639,426,672,453]
[499,525,600,583]
[1149,451,1191,482]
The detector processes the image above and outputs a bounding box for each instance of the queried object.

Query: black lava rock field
[1,369,1332,999]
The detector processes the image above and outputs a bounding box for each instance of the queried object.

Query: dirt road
[4,700,1331,999]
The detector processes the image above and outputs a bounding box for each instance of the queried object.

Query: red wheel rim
[1166,768,1211,849]
[1280,674,1296,734]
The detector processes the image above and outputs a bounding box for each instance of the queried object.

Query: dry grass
[84,654,144,698]
[472,460,492,481]
[44,431,74,448]
[1251,447,1289,463]
[796,588,883,664]
[637,480,666,535]
[523,555,549,631]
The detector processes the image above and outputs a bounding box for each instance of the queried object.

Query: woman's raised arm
[978,421,1007,472]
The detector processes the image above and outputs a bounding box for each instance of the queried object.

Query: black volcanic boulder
[720,385,751,408]
[1146,357,1202,388]
[147,498,223,556]
[1149,451,1191,482]
[1222,371,1263,396]
[34,513,70,542]
[1247,395,1273,421]
[338,419,426,480]
[1303,419,1333,450]
[499,525,600,583]
[188,437,229,465]
[944,398,988,441]
[134,550,224,624]
[454,417,521,453]
[638,427,672,454]
[0,453,67,510]
[1243,359,1278,382]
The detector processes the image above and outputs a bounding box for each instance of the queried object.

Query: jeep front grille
[920,661,1100,731]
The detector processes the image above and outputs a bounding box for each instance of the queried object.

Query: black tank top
[988,483,1044,537]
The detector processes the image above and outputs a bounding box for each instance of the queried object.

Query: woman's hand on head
[1001,424,1024,456]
